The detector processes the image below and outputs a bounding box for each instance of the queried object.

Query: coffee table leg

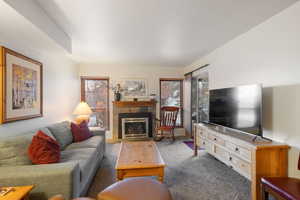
[158,175,164,182]
[116,170,124,181]
[158,167,164,183]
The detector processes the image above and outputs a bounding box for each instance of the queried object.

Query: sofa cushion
[65,136,104,150]
[28,131,61,164]
[61,148,98,183]
[47,121,73,150]
[0,133,34,166]
[71,121,93,142]
[61,148,96,161]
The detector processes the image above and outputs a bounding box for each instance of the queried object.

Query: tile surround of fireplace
[112,101,156,141]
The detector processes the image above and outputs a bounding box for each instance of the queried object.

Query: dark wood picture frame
[159,78,184,128]
[0,47,43,124]
[81,76,110,130]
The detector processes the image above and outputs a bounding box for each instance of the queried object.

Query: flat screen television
[209,84,262,136]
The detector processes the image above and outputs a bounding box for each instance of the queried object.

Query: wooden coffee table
[115,141,165,182]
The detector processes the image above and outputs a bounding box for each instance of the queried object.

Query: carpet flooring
[87,139,251,200]
[183,140,204,150]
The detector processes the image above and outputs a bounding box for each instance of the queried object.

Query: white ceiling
[0,1,67,57]
[35,0,298,67]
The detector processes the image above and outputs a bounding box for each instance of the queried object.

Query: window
[81,77,109,130]
[160,78,183,127]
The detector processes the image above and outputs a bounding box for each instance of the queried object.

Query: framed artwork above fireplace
[119,78,148,99]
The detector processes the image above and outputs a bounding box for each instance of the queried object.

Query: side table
[0,185,34,200]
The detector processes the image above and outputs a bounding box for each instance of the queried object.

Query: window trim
[159,78,184,128]
[80,76,110,130]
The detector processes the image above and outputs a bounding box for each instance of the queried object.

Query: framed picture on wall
[119,78,148,98]
[0,47,43,123]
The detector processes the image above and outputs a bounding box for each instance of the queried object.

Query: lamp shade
[73,102,92,115]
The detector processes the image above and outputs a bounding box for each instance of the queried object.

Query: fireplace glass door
[122,118,149,139]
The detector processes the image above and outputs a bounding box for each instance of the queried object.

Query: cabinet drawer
[200,139,212,151]
[225,141,237,152]
[199,139,205,148]
[225,142,251,161]
[208,134,225,146]
[229,155,251,179]
[213,145,230,162]
[198,129,207,138]
[239,147,251,161]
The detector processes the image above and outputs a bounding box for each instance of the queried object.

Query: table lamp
[73,102,93,124]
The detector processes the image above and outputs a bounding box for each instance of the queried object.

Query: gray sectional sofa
[0,121,105,200]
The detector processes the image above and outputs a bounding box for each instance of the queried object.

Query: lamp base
[75,115,90,124]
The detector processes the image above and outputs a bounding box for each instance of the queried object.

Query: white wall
[184,1,300,178]
[0,46,79,138]
[0,1,79,138]
[79,64,184,139]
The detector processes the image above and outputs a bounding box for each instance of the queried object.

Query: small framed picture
[0,47,43,123]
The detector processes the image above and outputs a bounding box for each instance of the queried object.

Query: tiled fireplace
[112,101,156,141]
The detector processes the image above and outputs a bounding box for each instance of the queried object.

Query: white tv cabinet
[193,123,289,200]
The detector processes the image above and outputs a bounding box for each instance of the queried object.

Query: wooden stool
[261,153,300,200]
[97,177,172,200]
[48,195,95,200]
[261,177,300,200]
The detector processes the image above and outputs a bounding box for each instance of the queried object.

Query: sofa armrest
[91,129,106,137]
[90,129,106,156]
[0,162,80,200]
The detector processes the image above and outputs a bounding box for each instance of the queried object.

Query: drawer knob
[229,157,232,161]
[214,138,217,141]
[235,147,239,151]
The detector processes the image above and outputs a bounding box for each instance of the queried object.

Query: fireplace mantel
[113,100,157,107]
[112,100,157,142]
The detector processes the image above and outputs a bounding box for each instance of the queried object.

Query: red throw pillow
[28,130,60,164]
[71,121,93,142]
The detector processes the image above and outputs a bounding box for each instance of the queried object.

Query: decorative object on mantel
[150,92,157,101]
[111,83,123,101]
[120,78,148,98]
[73,102,93,124]
[0,47,43,124]
[133,98,138,101]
